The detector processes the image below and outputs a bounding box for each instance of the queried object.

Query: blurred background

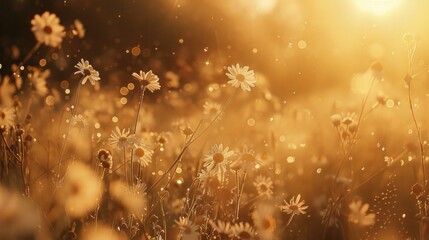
[1,0,428,97]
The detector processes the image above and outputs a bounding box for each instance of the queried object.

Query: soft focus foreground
[0,1,429,239]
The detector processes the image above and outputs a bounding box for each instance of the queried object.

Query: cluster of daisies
[0,9,388,240]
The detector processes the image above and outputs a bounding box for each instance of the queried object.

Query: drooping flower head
[74,59,100,85]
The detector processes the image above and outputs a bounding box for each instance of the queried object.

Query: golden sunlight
[1,1,429,240]
[354,0,403,15]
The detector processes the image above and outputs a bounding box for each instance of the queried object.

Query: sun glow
[355,0,403,15]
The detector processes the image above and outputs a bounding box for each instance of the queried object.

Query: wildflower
[253,175,274,199]
[210,220,232,238]
[348,200,375,226]
[108,127,133,149]
[411,183,423,195]
[330,114,342,127]
[0,187,41,239]
[197,168,220,191]
[109,180,147,216]
[280,194,308,215]
[237,145,262,171]
[97,149,113,171]
[0,107,16,128]
[70,114,88,130]
[203,144,234,174]
[60,162,103,218]
[175,217,199,240]
[28,68,49,97]
[31,12,65,47]
[132,143,154,167]
[252,203,276,240]
[226,63,256,91]
[403,33,415,43]
[203,101,222,121]
[231,222,255,240]
[73,19,85,38]
[74,59,100,85]
[0,76,16,107]
[132,70,161,92]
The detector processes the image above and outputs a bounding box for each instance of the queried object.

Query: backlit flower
[60,162,103,218]
[203,100,222,121]
[31,12,65,47]
[280,194,308,216]
[226,63,256,91]
[0,107,15,128]
[132,70,161,92]
[28,68,49,97]
[253,175,273,199]
[231,222,255,240]
[74,59,100,85]
[132,143,154,167]
[348,200,375,226]
[73,19,85,38]
[108,127,133,149]
[203,144,234,174]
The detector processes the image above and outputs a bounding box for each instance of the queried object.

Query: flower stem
[130,87,146,186]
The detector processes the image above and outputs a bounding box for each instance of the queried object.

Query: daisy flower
[108,127,133,149]
[0,107,16,128]
[70,114,88,130]
[209,220,232,238]
[252,203,276,240]
[132,70,161,92]
[237,145,262,171]
[175,217,199,240]
[253,175,274,199]
[109,180,147,216]
[74,59,100,85]
[280,194,308,215]
[28,68,49,97]
[73,19,85,38]
[203,144,234,174]
[31,12,65,48]
[203,100,222,121]
[231,222,255,240]
[348,200,375,226]
[197,168,220,191]
[60,162,103,218]
[132,143,154,167]
[226,63,256,91]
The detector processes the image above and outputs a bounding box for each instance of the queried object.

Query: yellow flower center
[135,147,145,158]
[209,107,218,115]
[213,153,224,163]
[43,26,53,34]
[259,184,268,192]
[289,205,299,211]
[119,136,128,142]
[242,153,255,163]
[236,74,245,82]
